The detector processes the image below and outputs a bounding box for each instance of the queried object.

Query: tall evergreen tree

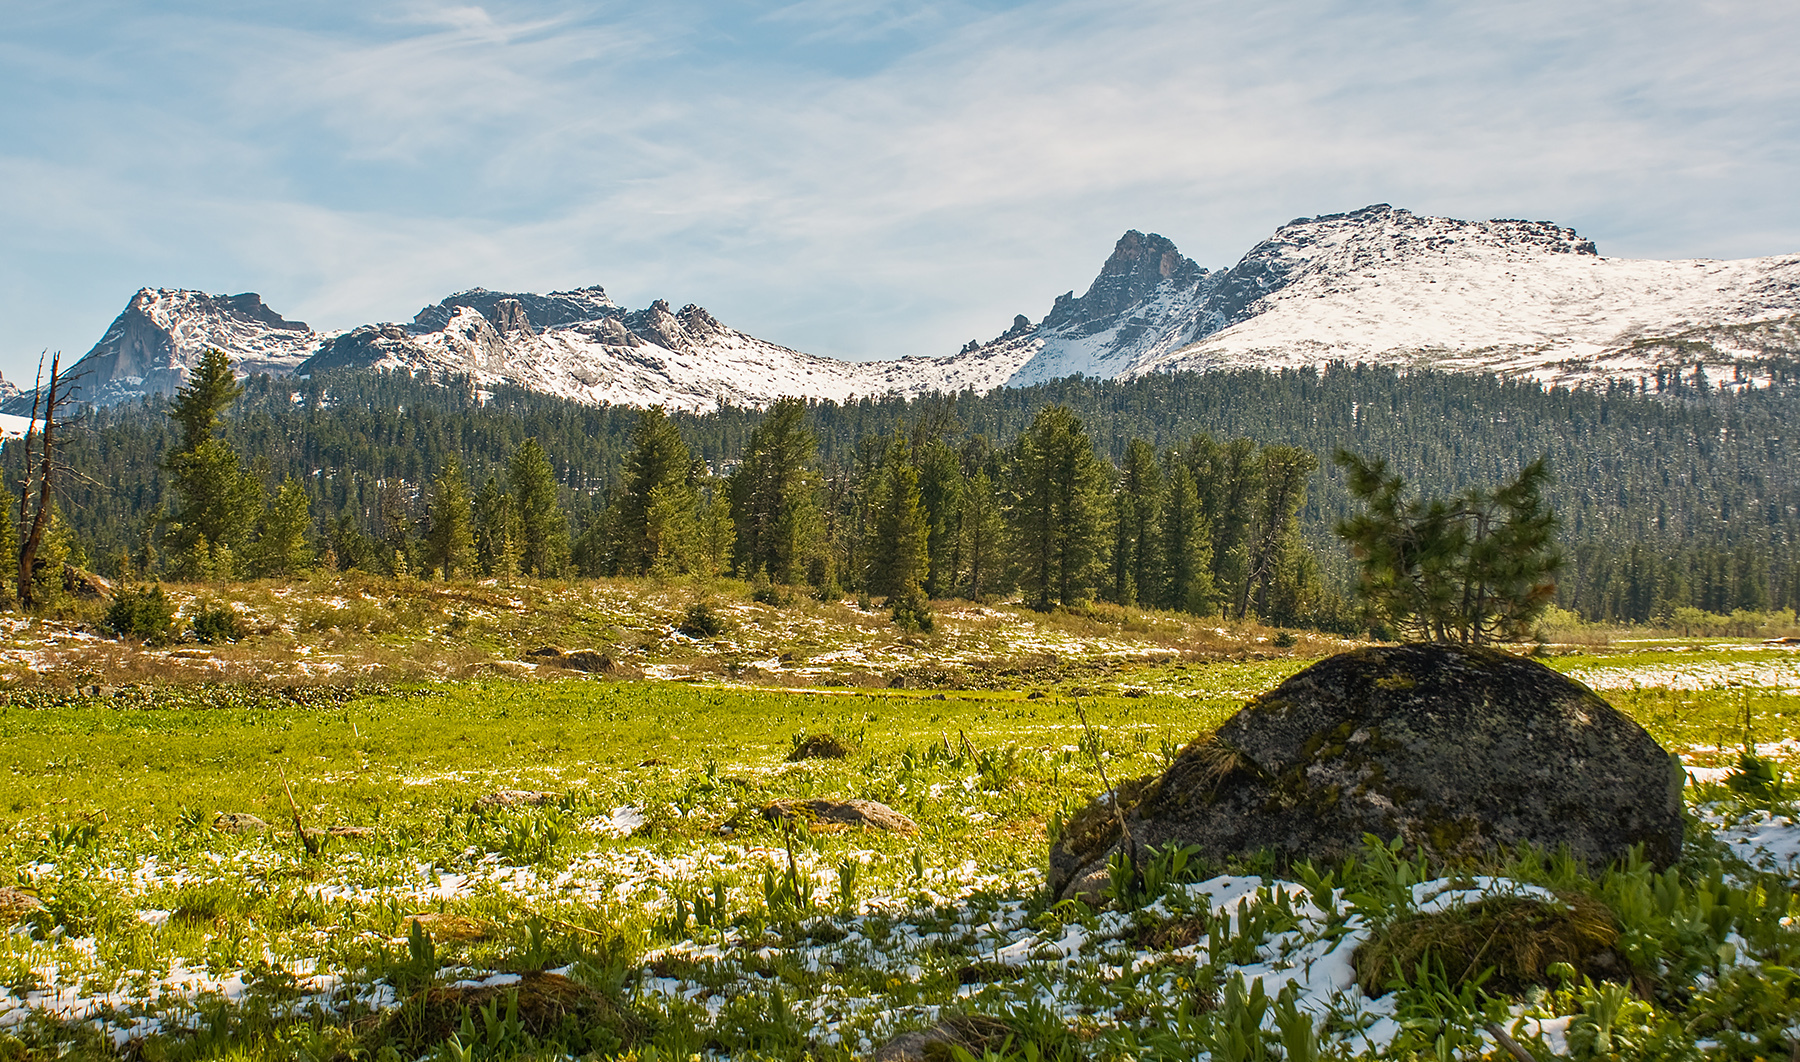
[1112,438,1163,606]
[1007,405,1110,609]
[1241,445,1319,619]
[509,438,569,577]
[1159,464,1216,614]
[251,476,312,577]
[959,469,1008,602]
[424,460,476,579]
[728,398,823,584]
[164,350,261,578]
[863,437,931,599]
[916,440,964,599]
[472,476,521,579]
[611,408,696,574]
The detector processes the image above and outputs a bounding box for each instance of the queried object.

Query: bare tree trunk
[18,354,60,609]
[18,355,42,542]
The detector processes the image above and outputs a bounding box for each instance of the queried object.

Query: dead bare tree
[17,353,83,609]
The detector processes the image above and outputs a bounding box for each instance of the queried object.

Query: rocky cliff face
[32,289,320,409]
[24,205,1800,414]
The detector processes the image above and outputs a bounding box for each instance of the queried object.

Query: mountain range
[17,204,1800,414]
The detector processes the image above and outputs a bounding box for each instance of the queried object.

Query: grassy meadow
[2,576,1800,1060]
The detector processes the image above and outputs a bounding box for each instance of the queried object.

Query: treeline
[572,400,1329,628]
[7,361,1799,624]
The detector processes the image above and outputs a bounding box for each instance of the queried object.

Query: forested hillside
[9,363,1797,625]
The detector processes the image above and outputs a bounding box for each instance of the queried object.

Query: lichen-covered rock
[1050,644,1684,900]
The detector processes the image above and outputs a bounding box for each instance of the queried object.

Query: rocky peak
[414,286,618,332]
[1041,231,1207,334]
[487,298,535,336]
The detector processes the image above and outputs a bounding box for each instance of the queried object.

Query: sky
[3,0,1799,383]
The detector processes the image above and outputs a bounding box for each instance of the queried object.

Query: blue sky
[3,0,1798,382]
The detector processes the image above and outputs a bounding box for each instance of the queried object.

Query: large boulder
[1051,644,1684,900]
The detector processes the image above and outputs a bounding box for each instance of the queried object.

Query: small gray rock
[763,798,917,834]
[213,812,271,834]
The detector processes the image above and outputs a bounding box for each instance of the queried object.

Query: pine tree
[612,408,696,575]
[1336,450,1561,643]
[959,469,1008,601]
[252,476,312,577]
[1112,438,1162,607]
[168,438,263,558]
[509,438,569,577]
[169,349,244,453]
[728,398,823,584]
[1007,405,1110,609]
[1160,464,1216,614]
[423,459,476,579]
[472,477,522,579]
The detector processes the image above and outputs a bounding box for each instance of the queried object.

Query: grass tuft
[1353,892,1619,996]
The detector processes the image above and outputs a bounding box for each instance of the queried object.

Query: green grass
[3,618,1800,1059]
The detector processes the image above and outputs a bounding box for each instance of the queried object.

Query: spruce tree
[252,476,312,578]
[1007,405,1109,609]
[509,438,569,577]
[424,460,476,579]
[612,408,696,574]
[1112,438,1162,607]
[728,397,823,584]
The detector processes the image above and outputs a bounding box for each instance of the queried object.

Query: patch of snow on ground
[1568,655,1800,691]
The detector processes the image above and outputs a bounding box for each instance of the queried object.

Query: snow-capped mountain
[32,289,320,410]
[980,205,1800,389]
[1147,205,1800,386]
[22,204,1800,415]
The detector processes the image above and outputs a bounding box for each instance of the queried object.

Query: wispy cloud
[2,0,1798,373]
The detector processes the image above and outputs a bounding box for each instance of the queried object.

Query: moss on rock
[1049,644,1684,900]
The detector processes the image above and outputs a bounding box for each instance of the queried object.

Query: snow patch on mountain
[1143,205,1800,387]
[23,205,1800,415]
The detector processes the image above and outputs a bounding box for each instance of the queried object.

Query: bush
[678,602,728,638]
[750,582,790,607]
[105,585,175,645]
[192,603,245,644]
[890,588,934,633]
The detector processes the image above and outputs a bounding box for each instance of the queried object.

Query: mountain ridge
[18,204,1800,414]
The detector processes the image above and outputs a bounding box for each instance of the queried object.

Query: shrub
[105,585,175,645]
[890,588,934,633]
[678,602,728,638]
[787,731,852,761]
[192,603,246,644]
[750,583,790,607]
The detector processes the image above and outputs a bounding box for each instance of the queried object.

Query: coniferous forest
[7,361,1798,629]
